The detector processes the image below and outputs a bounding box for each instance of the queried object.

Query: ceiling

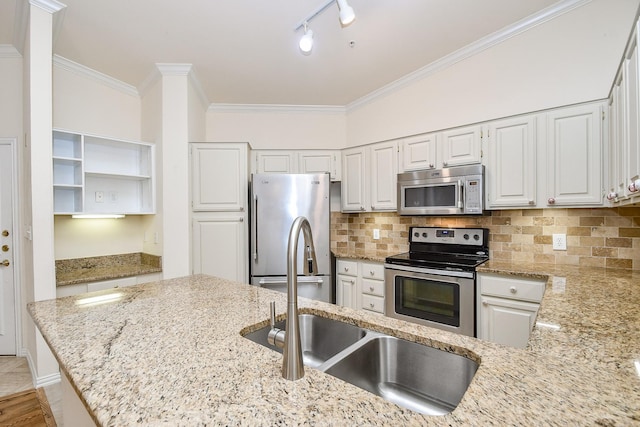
[1,0,565,106]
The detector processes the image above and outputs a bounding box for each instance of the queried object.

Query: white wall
[0,56,23,138]
[206,107,346,149]
[345,0,639,147]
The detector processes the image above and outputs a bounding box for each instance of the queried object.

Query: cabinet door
[608,73,627,202]
[400,134,437,172]
[486,116,537,208]
[298,151,341,181]
[191,143,248,211]
[369,141,397,211]
[254,151,296,174]
[478,296,539,349]
[336,274,359,309]
[440,125,482,168]
[192,214,248,283]
[624,29,640,196]
[341,147,368,212]
[545,104,603,206]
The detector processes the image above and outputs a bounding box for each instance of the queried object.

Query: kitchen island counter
[29,272,640,425]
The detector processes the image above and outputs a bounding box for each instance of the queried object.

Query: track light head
[299,23,314,54]
[336,0,355,26]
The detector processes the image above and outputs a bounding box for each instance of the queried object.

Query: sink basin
[323,336,478,416]
[243,314,368,368]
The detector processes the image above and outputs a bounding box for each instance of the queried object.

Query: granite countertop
[55,253,162,287]
[29,267,640,425]
[332,249,391,263]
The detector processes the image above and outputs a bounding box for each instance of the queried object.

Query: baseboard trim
[24,349,61,388]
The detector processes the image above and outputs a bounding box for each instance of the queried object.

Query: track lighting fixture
[336,0,355,26]
[294,0,356,55]
[299,22,314,54]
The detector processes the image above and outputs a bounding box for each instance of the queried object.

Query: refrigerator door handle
[253,194,258,261]
[259,277,324,286]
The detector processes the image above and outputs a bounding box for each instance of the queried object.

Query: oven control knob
[422,232,427,238]
[473,234,480,241]
[414,232,420,238]
[463,234,469,240]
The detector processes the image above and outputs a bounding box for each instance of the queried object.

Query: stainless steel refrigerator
[250,173,331,303]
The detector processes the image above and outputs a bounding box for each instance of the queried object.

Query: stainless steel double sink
[243,314,478,416]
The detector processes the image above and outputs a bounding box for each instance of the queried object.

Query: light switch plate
[373,229,380,240]
[552,233,567,251]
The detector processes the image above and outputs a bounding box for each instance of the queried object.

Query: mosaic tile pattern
[331,207,640,269]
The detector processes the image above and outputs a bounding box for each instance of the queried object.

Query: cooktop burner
[385,226,489,271]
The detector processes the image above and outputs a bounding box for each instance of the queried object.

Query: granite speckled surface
[55,253,162,286]
[332,249,389,263]
[29,267,640,426]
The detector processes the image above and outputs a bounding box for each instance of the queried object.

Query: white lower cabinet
[56,273,162,298]
[192,214,248,283]
[336,259,385,314]
[477,273,545,349]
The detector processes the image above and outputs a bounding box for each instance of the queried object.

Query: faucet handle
[270,301,276,330]
[267,302,285,349]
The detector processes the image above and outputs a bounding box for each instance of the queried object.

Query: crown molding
[29,0,66,14]
[208,103,346,114]
[53,55,139,97]
[346,0,592,112]
[156,63,193,76]
[0,45,22,58]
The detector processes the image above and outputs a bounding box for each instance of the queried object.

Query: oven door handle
[384,263,475,279]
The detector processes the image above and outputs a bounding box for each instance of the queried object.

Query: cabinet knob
[607,192,618,201]
[528,200,535,205]
[369,286,374,292]
[510,286,517,294]
[369,303,375,308]
[1,230,8,237]
[629,179,640,193]
[547,197,556,205]
[482,300,488,306]
[429,163,434,168]
[344,267,349,272]
[443,161,448,167]
[360,207,366,211]
[1,259,9,267]
[369,270,374,276]
[350,280,355,284]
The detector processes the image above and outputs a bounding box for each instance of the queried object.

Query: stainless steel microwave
[397,164,484,215]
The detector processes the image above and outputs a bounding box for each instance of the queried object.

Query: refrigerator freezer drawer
[251,275,331,303]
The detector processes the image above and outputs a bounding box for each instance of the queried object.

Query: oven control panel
[410,227,486,246]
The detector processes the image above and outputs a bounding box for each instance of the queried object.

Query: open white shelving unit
[53,130,155,215]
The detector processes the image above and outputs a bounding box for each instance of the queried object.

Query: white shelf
[53,130,155,215]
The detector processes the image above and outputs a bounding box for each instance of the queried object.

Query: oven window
[395,276,460,326]
[405,184,456,208]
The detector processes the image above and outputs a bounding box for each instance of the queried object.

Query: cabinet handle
[510,286,517,294]
[547,197,555,205]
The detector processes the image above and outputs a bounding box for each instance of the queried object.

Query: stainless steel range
[384,227,489,337]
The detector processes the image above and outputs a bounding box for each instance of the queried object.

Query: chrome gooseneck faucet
[268,216,318,381]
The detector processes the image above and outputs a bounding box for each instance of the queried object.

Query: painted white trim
[346,0,593,112]
[53,55,139,97]
[138,67,161,98]
[25,346,61,387]
[12,0,28,55]
[156,63,193,76]
[29,0,66,14]
[208,103,346,114]
[0,45,21,58]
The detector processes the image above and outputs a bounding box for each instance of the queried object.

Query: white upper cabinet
[297,150,342,181]
[191,142,248,212]
[341,146,368,212]
[253,150,296,174]
[440,125,483,168]
[544,103,604,206]
[624,23,640,199]
[369,141,398,211]
[486,116,537,208]
[608,73,627,202]
[399,133,437,171]
[53,130,155,215]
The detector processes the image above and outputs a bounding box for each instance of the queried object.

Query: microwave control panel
[464,178,483,213]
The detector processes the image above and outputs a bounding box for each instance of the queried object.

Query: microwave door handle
[457,180,464,209]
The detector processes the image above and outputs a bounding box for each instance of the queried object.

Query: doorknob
[1,230,8,237]
[1,260,9,267]
[1,245,8,252]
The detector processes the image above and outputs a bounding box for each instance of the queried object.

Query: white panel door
[336,274,359,309]
[191,143,248,212]
[545,104,603,206]
[192,215,247,283]
[624,30,640,196]
[369,141,397,211]
[0,140,16,355]
[341,147,368,212]
[440,125,482,168]
[254,151,296,174]
[487,116,537,208]
[400,134,437,172]
[298,151,341,181]
[478,296,539,349]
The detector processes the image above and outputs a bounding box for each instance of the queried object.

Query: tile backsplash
[331,207,640,270]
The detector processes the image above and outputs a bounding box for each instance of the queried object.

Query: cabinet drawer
[87,277,137,293]
[479,274,545,303]
[360,262,384,281]
[337,259,358,277]
[361,278,385,297]
[361,294,385,314]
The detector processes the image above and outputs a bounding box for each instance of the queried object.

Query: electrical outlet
[95,191,104,203]
[373,229,380,240]
[552,233,567,251]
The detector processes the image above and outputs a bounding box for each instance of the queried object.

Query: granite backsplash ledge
[55,253,162,286]
[331,207,640,270]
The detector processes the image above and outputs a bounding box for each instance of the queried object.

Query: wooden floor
[0,357,63,426]
[0,388,56,426]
